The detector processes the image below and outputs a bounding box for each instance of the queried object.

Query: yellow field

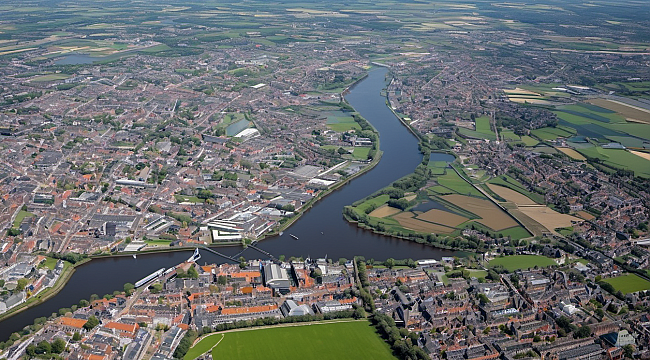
[509,98,554,105]
[517,206,581,231]
[587,99,650,124]
[368,205,401,218]
[392,212,456,234]
[416,209,468,227]
[403,194,417,201]
[442,194,518,231]
[487,184,536,205]
[557,147,587,161]
[631,150,650,161]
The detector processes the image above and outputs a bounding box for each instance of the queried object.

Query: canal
[0,67,459,340]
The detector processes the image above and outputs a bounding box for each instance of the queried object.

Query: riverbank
[0,258,85,323]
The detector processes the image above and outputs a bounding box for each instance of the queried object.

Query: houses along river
[0,67,459,340]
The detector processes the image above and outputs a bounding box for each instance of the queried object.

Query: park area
[488,255,557,271]
[602,274,650,294]
[184,320,395,360]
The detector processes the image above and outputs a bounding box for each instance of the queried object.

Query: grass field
[185,321,396,360]
[531,126,575,141]
[475,116,492,135]
[326,112,361,132]
[437,170,484,197]
[457,126,496,141]
[39,257,58,270]
[577,147,650,178]
[557,147,586,161]
[602,274,650,294]
[13,210,35,228]
[489,255,556,271]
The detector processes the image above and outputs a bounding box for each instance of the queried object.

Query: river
[0,67,459,340]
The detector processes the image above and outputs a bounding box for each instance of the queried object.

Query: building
[262,263,291,294]
[280,300,314,317]
[602,330,636,348]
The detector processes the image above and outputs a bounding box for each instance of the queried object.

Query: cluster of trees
[25,338,66,359]
[48,252,87,264]
[172,329,197,359]
[392,164,432,192]
[382,258,417,269]
[372,312,429,360]
[176,265,199,279]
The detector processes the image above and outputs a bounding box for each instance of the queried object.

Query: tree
[72,332,81,342]
[35,340,51,354]
[623,344,634,358]
[16,278,29,291]
[217,275,227,285]
[239,256,247,269]
[26,344,36,357]
[187,265,199,279]
[384,258,396,269]
[51,338,65,354]
[123,283,135,296]
[83,316,99,331]
[574,325,591,339]
[78,299,89,307]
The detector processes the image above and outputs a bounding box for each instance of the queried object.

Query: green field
[13,210,34,228]
[355,194,390,213]
[39,257,58,270]
[488,255,556,271]
[437,170,484,197]
[531,126,575,141]
[576,147,650,178]
[326,112,361,132]
[487,175,545,204]
[475,116,492,135]
[185,321,395,360]
[458,126,496,141]
[602,274,650,294]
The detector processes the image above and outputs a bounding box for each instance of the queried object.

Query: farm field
[442,194,518,231]
[517,206,580,231]
[368,205,401,218]
[531,126,575,141]
[487,184,537,206]
[487,175,545,204]
[556,147,586,161]
[392,212,456,234]
[185,321,396,360]
[587,99,650,124]
[437,170,484,197]
[416,209,468,227]
[602,274,650,294]
[576,147,650,178]
[489,255,557,271]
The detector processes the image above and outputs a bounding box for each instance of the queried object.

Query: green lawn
[498,226,532,240]
[520,136,539,147]
[603,274,650,294]
[475,116,492,135]
[489,255,556,271]
[13,210,34,228]
[186,321,395,360]
[352,147,371,160]
[39,257,58,270]
[467,269,488,279]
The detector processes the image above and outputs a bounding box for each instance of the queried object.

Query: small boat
[321,232,324,235]
[132,254,137,259]
[279,231,284,236]
[290,234,299,240]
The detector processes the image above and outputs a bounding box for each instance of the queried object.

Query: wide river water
[0,67,459,340]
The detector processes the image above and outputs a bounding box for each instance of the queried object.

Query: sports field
[488,255,556,271]
[185,321,396,360]
[602,274,650,294]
